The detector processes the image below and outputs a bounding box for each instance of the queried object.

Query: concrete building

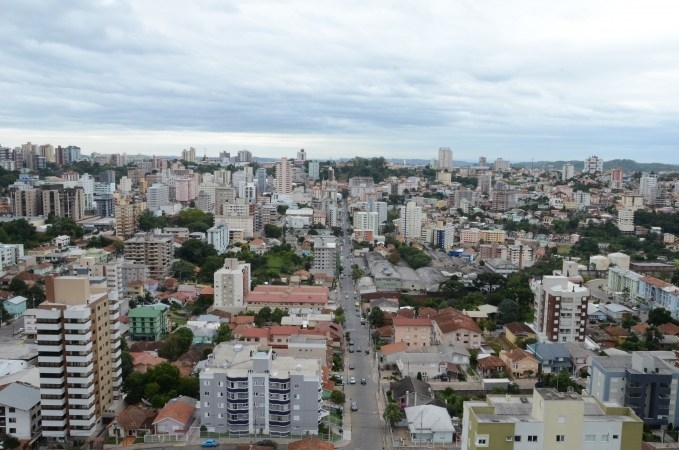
[610,167,624,190]
[532,275,589,343]
[0,243,24,271]
[36,276,122,440]
[146,183,170,212]
[199,343,323,437]
[128,306,169,341]
[588,351,679,427]
[181,147,196,163]
[207,224,230,254]
[493,158,510,171]
[617,208,635,234]
[274,157,293,194]
[115,200,147,238]
[437,147,453,170]
[213,258,251,309]
[562,163,575,181]
[583,155,604,174]
[393,316,432,348]
[399,201,422,241]
[307,161,320,180]
[310,235,337,278]
[0,381,41,442]
[461,388,642,450]
[123,232,174,280]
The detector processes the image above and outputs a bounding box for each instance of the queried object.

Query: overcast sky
[2,0,679,163]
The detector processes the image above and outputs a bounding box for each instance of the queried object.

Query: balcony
[37,333,63,341]
[67,362,94,373]
[69,397,94,406]
[36,323,62,331]
[65,331,93,342]
[39,365,64,374]
[63,321,91,331]
[67,373,94,385]
[69,387,94,396]
[69,403,96,417]
[38,355,64,364]
[65,354,93,365]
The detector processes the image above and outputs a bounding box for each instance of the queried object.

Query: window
[585,434,595,442]
[514,436,521,442]
[556,435,565,443]
[612,435,619,440]
[506,436,513,442]
[204,391,210,396]
[293,415,300,421]
[558,416,566,424]
[475,436,489,447]
[203,380,210,386]
[218,413,223,418]
[528,435,538,442]
[601,435,608,442]
[8,418,16,423]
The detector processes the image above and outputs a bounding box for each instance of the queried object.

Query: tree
[264,224,283,239]
[8,278,27,296]
[172,260,197,281]
[215,324,233,344]
[368,307,385,328]
[177,239,218,266]
[648,307,675,326]
[122,371,145,403]
[384,403,405,426]
[158,328,194,361]
[138,210,169,231]
[497,299,520,324]
[3,435,20,450]
[255,306,272,326]
[330,389,346,404]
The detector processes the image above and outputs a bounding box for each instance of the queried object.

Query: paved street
[337,199,386,450]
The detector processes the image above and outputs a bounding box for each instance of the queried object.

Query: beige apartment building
[392,316,432,348]
[37,276,122,440]
[123,232,174,280]
[114,199,147,238]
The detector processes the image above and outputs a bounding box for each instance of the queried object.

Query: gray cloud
[1,0,679,162]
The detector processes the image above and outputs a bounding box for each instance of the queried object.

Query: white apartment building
[213,258,251,309]
[146,183,170,212]
[583,155,604,174]
[308,161,320,180]
[399,201,422,241]
[493,158,510,171]
[532,275,589,343]
[353,211,379,235]
[37,276,122,440]
[207,224,230,254]
[437,147,453,170]
[200,343,323,437]
[562,163,575,181]
[617,208,635,234]
[0,243,24,271]
[0,382,41,441]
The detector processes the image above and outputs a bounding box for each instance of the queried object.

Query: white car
[349,376,356,384]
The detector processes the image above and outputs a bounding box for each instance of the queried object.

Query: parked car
[201,439,219,448]
[360,378,367,385]
[348,346,355,353]
[349,376,356,384]
[351,401,358,411]
[349,363,354,370]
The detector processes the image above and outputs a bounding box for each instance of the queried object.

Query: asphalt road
[338,201,385,450]
[0,315,25,343]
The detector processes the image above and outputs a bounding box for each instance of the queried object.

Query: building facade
[123,233,174,280]
[532,276,589,343]
[213,258,251,309]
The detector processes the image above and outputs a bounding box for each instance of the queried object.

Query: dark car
[364,348,369,355]
[360,378,367,385]
[348,346,355,353]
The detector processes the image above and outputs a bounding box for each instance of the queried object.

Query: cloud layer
[1,0,679,162]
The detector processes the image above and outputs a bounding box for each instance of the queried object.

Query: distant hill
[512,159,679,173]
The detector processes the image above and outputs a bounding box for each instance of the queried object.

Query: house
[499,348,539,378]
[601,303,634,321]
[368,297,400,315]
[658,322,679,336]
[152,396,196,434]
[380,342,409,366]
[563,342,598,377]
[449,344,471,370]
[110,405,157,439]
[604,325,630,344]
[503,322,537,345]
[526,343,572,374]
[432,308,483,349]
[476,355,506,377]
[393,316,432,348]
[130,352,167,373]
[404,405,455,444]
[390,376,434,408]
[0,382,41,442]
[587,303,609,322]
[4,295,27,318]
[395,347,454,380]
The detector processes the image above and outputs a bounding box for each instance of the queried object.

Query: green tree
[264,224,283,239]
[8,278,27,296]
[2,435,20,450]
[648,307,675,326]
[158,328,194,361]
[215,324,233,344]
[172,260,197,281]
[384,403,405,426]
[137,210,169,231]
[122,371,145,403]
[255,306,272,326]
[368,307,385,328]
[497,299,520,324]
[330,389,346,404]
[177,239,218,266]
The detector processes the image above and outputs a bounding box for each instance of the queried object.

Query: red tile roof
[380,342,408,356]
[115,405,156,431]
[246,285,329,305]
[659,323,679,336]
[152,398,196,427]
[433,308,482,334]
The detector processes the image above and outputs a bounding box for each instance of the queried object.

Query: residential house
[152,396,196,434]
[393,316,432,348]
[395,347,454,380]
[432,308,483,349]
[130,352,167,373]
[526,343,572,374]
[450,344,471,370]
[390,377,434,408]
[604,325,630,345]
[658,322,679,337]
[601,303,634,321]
[4,295,27,318]
[587,302,609,322]
[499,348,539,378]
[404,405,455,444]
[380,342,409,366]
[476,355,507,378]
[110,405,157,439]
[563,342,598,377]
[368,297,400,315]
[503,322,537,345]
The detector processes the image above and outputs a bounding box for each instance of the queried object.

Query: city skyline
[2,1,679,163]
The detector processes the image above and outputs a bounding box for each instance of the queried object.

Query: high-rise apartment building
[493,158,510,171]
[237,150,252,163]
[308,161,320,180]
[478,172,492,195]
[37,276,122,440]
[310,235,337,278]
[399,201,422,241]
[255,167,268,194]
[213,258,251,308]
[41,185,86,221]
[146,183,170,212]
[296,148,306,161]
[617,208,635,234]
[639,172,658,204]
[207,224,230,254]
[531,275,589,342]
[114,200,147,238]
[181,147,196,163]
[562,163,575,181]
[461,388,642,450]
[610,167,624,190]
[199,343,323,437]
[437,147,453,171]
[274,157,293,194]
[12,188,41,217]
[123,232,174,280]
[583,155,604,174]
